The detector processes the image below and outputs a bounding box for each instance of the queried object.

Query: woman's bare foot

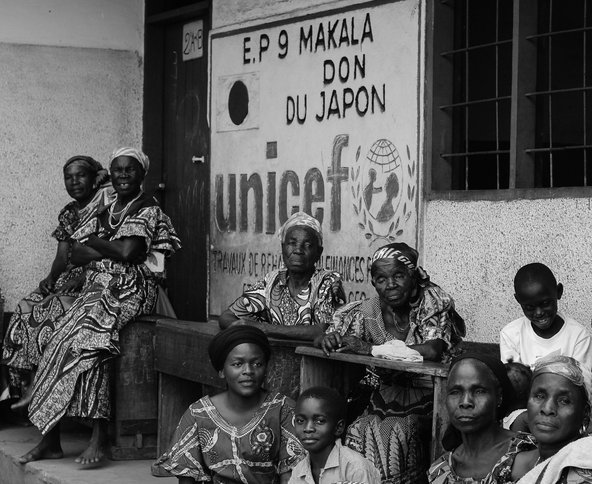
[18,428,62,464]
[75,419,108,466]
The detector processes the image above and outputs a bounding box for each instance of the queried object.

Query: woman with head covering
[18,147,181,466]
[318,242,465,483]
[154,325,304,483]
[513,355,592,484]
[428,354,536,483]
[219,211,345,397]
[1,155,114,411]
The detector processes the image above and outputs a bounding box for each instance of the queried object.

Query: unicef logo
[351,139,416,243]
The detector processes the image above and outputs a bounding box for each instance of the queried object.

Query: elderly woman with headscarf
[318,242,465,483]
[428,354,536,484]
[18,147,181,466]
[512,355,592,484]
[1,155,113,410]
[219,211,345,397]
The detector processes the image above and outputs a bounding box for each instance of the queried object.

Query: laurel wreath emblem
[350,143,416,244]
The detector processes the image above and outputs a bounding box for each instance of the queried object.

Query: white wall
[423,198,592,343]
[0,0,143,310]
[0,0,143,52]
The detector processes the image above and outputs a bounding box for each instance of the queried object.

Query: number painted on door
[182,20,204,61]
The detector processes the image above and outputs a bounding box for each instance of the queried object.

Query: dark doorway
[144,2,210,321]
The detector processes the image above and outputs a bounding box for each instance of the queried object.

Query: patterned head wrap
[63,155,104,175]
[110,147,150,174]
[208,325,271,372]
[278,211,323,247]
[533,354,592,407]
[370,242,419,271]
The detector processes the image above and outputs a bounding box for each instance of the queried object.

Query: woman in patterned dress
[219,211,345,398]
[512,355,592,484]
[318,242,466,483]
[428,354,535,484]
[154,325,304,483]
[1,155,112,409]
[19,147,180,466]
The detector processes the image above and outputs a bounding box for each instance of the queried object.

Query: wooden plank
[431,375,449,461]
[510,0,538,188]
[157,373,203,455]
[295,346,449,377]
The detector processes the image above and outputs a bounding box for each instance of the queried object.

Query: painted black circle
[228,81,249,125]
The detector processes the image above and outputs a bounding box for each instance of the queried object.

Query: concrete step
[0,423,176,484]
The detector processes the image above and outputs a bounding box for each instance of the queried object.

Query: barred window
[429,0,592,192]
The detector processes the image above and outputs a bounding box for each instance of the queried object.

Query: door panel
[161,16,209,321]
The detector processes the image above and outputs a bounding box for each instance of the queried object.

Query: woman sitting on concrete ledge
[19,147,181,466]
[1,155,113,410]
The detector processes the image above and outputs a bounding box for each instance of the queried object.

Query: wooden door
[148,14,209,321]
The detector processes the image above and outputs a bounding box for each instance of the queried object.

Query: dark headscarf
[450,352,515,416]
[208,325,271,371]
[442,353,515,451]
[63,155,109,185]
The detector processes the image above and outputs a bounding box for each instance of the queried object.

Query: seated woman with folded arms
[19,147,181,466]
[1,155,112,410]
[512,355,591,484]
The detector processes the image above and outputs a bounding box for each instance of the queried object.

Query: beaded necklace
[108,191,143,230]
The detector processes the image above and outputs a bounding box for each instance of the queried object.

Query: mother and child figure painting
[1,165,591,484]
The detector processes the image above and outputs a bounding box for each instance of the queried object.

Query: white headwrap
[110,147,150,174]
[278,211,323,247]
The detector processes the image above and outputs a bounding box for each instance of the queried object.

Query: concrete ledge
[0,423,176,484]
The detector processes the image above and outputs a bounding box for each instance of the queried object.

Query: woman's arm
[85,234,147,264]
[39,241,70,294]
[218,309,239,329]
[70,241,103,266]
[408,339,446,361]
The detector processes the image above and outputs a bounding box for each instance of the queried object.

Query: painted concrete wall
[0,0,143,310]
[0,0,143,52]
[209,0,422,313]
[423,199,592,342]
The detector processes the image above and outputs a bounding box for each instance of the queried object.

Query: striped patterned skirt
[28,260,157,434]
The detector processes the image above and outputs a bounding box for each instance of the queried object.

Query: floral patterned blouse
[229,268,343,327]
[155,392,304,483]
[428,433,536,484]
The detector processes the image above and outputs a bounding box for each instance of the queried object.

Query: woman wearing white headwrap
[19,147,181,466]
[219,211,345,398]
[512,355,592,483]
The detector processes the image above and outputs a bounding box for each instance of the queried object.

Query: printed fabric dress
[154,392,304,483]
[228,268,343,398]
[327,278,465,484]
[428,433,537,484]
[27,193,180,433]
[1,187,114,398]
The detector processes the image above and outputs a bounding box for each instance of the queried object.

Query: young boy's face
[294,397,343,455]
[515,280,561,333]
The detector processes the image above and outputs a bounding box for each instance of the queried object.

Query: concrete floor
[0,422,177,484]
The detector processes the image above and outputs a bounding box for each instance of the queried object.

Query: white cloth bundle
[371,339,423,362]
